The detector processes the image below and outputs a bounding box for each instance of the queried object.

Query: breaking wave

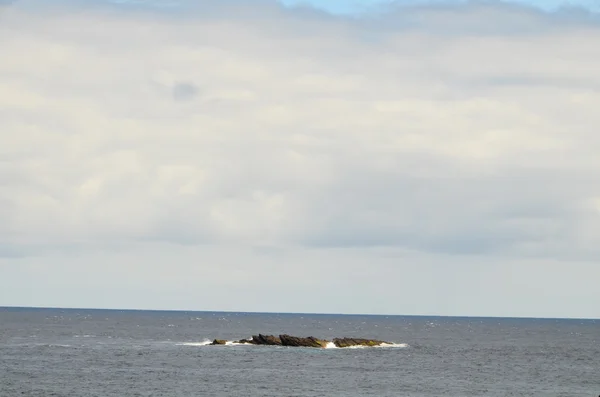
[324,342,408,349]
[176,339,254,347]
[225,341,252,346]
[176,340,212,346]
[378,342,408,348]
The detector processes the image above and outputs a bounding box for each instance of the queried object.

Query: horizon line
[1,305,598,321]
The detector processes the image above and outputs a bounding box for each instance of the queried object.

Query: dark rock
[279,334,328,348]
[210,339,227,345]
[333,337,388,348]
[219,334,391,348]
[251,334,282,345]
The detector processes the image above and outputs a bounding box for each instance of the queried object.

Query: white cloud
[1,0,599,316]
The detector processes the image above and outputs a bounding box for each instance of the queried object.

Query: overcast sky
[1,0,599,318]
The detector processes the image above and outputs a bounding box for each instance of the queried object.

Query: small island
[210,334,391,348]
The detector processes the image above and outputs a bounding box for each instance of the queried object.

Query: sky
[1,0,599,318]
[280,0,600,15]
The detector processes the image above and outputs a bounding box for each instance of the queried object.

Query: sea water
[1,307,598,396]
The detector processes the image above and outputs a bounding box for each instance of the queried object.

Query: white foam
[378,342,408,348]
[325,342,408,350]
[226,336,255,346]
[326,342,408,349]
[176,340,212,346]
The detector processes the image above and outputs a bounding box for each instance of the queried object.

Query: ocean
[1,307,598,396]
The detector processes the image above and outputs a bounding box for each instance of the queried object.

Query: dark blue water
[1,307,598,396]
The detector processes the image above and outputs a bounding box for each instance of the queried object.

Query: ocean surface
[1,307,598,396]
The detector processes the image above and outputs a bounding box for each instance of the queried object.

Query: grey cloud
[1,1,600,261]
[171,82,199,101]
[292,167,598,257]
[0,244,30,259]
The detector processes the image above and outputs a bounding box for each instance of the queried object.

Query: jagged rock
[210,339,227,345]
[279,334,328,348]
[333,337,388,348]
[235,338,254,344]
[250,334,282,345]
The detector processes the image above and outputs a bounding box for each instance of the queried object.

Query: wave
[14,343,75,348]
[176,339,254,347]
[324,342,408,349]
[379,342,408,348]
[176,340,212,346]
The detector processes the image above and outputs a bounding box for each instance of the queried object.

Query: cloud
[1,0,599,316]
[4,2,600,251]
[170,82,199,101]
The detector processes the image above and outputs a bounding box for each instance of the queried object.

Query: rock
[217,334,391,348]
[332,338,388,348]
[250,334,282,345]
[279,334,328,348]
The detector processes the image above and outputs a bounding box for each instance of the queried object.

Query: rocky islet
[210,334,390,348]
